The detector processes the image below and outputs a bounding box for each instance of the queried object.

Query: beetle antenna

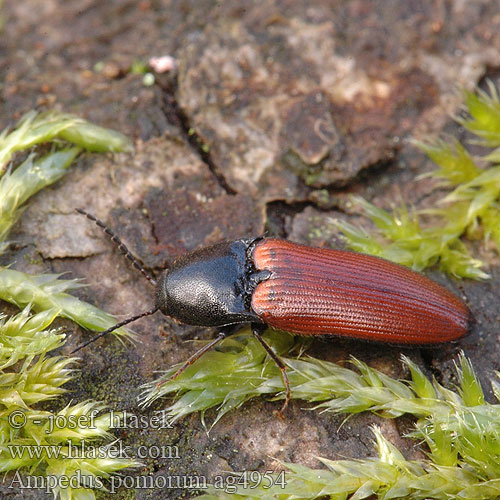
[76,209,157,286]
[71,306,159,354]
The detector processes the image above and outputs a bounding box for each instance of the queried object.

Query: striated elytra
[251,239,471,344]
[74,212,472,414]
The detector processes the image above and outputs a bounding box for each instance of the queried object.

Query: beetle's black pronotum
[73,209,471,414]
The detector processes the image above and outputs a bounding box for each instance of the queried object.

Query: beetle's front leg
[158,328,230,387]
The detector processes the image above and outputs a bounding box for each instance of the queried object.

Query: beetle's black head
[155,239,260,328]
[72,209,268,354]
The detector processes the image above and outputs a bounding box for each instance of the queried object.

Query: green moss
[0,309,140,499]
[0,110,132,175]
[0,111,135,342]
[67,339,209,498]
[140,329,295,429]
[0,269,133,340]
[0,110,138,499]
[196,355,500,499]
[334,83,500,279]
[130,60,149,75]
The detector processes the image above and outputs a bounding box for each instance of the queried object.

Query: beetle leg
[251,323,290,417]
[158,330,227,387]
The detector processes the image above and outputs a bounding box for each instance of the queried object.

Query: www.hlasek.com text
[7,440,179,460]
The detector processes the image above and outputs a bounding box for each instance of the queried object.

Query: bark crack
[157,75,236,195]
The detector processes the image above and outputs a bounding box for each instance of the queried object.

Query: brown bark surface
[1,1,499,499]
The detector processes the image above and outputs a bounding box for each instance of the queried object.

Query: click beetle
[73,209,472,414]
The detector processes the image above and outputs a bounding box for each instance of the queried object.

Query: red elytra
[252,239,471,344]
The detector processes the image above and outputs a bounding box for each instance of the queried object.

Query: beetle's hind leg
[251,323,290,417]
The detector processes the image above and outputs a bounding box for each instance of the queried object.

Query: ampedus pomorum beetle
[73,209,472,414]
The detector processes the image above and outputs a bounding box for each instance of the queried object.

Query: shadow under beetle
[73,209,471,415]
